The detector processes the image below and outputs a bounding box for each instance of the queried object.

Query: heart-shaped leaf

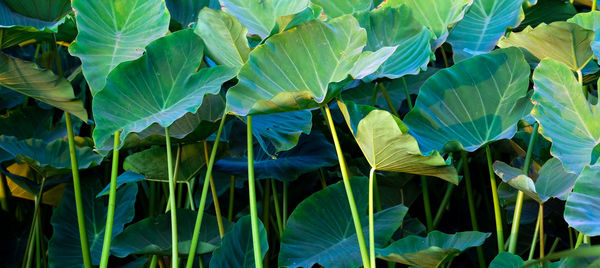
[447,0,524,61]
[530,58,600,174]
[404,47,532,154]
[278,176,408,268]
[226,15,394,116]
[498,21,594,71]
[92,29,236,150]
[0,52,87,120]
[376,231,490,267]
[353,6,434,80]
[565,166,600,236]
[48,180,137,266]
[311,0,373,18]
[338,101,458,184]
[489,252,525,268]
[111,209,230,257]
[69,0,170,94]
[568,10,600,60]
[209,215,268,267]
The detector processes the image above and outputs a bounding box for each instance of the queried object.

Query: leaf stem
[23,178,45,268]
[271,179,284,238]
[576,232,584,248]
[508,123,539,254]
[203,140,225,237]
[539,204,544,258]
[379,83,399,117]
[186,114,227,268]
[247,115,264,268]
[283,182,288,229]
[369,168,376,267]
[99,130,120,268]
[461,151,485,267]
[65,112,92,268]
[324,105,371,268]
[593,0,597,11]
[528,212,541,260]
[486,145,505,253]
[402,78,413,110]
[433,183,455,229]
[164,127,178,268]
[421,175,433,232]
[228,176,235,221]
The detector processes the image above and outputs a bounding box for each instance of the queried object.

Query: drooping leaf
[226,15,394,116]
[376,231,490,267]
[489,252,524,268]
[403,47,532,154]
[447,0,524,61]
[220,0,309,39]
[384,0,473,48]
[0,136,102,178]
[209,215,268,267]
[251,110,312,154]
[497,21,594,71]
[530,58,600,174]
[0,52,87,120]
[568,11,600,59]
[69,0,170,94]
[194,8,251,69]
[353,6,434,80]
[311,0,373,18]
[565,166,600,236]
[278,177,408,268]
[97,171,145,197]
[166,0,220,28]
[214,132,337,182]
[111,209,230,257]
[7,180,65,206]
[339,101,458,184]
[48,180,137,266]
[92,30,236,150]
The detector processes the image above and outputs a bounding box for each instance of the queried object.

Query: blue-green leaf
[209,215,269,267]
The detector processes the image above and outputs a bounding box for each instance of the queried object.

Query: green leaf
[220,0,309,39]
[516,0,576,32]
[194,8,251,69]
[384,0,473,48]
[0,106,66,141]
[565,166,600,236]
[403,47,532,154]
[92,30,236,150]
[568,11,600,59]
[530,58,600,174]
[376,231,490,267]
[97,171,145,197]
[48,180,137,266]
[209,215,269,267]
[69,0,170,94]
[111,209,230,257]
[489,252,524,268]
[447,0,524,61]
[497,21,594,71]
[338,101,458,184]
[0,136,102,178]
[0,52,87,121]
[278,177,408,268]
[252,110,312,154]
[225,15,393,116]
[311,0,373,18]
[166,0,220,27]
[353,6,434,80]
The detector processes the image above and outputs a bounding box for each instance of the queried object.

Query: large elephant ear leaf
[220,0,309,39]
[497,21,594,71]
[338,101,458,184]
[165,0,220,28]
[565,166,600,236]
[92,29,237,150]
[403,47,532,155]
[353,6,434,80]
[568,11,600,60]
[531,58,600,174]
[447,0,524,61]
[69,0,170,94]
[225,15,394,116]
[311,0,373,18]
[209,215,269,268]
[278,177,408,268]
[0,53,87,121]
[376,231,490,267]
[384,0,473,48]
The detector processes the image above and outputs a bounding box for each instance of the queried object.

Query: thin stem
[486,145,505,253]
[247,115,264,268]
[402,78,413,110]
[370,83,379,107]
[461,151,485,267]
[594,0,597,11]
[99,131,120,268]
[186,183,195,211]
[421,176,433,232]
[508,123,540,254]
[324,105,371,268]
[228,176,235,221]
[24,178,45,268]
[549,238,560,255]
[65,113,92,268]
[379,83,399,117]
[0,173,8,211]
[539,204,544,258]
[440,47,450,68]
[569,228,574,249]
[433,184,455,228]
[186,114,227,268]
[165,127,178,268]
[203,140,225,237]
[529,214,540,260]
[369,168,376,267]
[149,255,158,268]
[576,232,584,248]
[283,182,288,229]
[174,146,182,208]
[271,179,284,238]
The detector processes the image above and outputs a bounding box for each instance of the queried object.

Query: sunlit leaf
[568,11,600,59]
[311,0,373,18]
[565,166,600,236]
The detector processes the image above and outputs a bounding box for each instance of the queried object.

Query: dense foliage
[3,0,600,267]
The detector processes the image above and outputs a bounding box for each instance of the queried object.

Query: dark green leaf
[209,215,268,267]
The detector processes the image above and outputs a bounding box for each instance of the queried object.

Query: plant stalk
[539,204,545,259]
[461,151,485,267]
[65,112,92,268]
[433,183,455,229]
[283,182,288,229]
[164,127,178,268]
[247,115,264,268]
[528,213,541,260]
[379,83,399,117]
[369,168,376,267]
[271,179,284,238]
[203,140,225,237]
[324,105,371,268]
[421,176,433,232]
[228,176,235,221]
[486,145,505,252]
[99,131,120,268]
[186,114,227,268]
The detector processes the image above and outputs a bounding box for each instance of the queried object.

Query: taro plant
[6,0,600,268]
